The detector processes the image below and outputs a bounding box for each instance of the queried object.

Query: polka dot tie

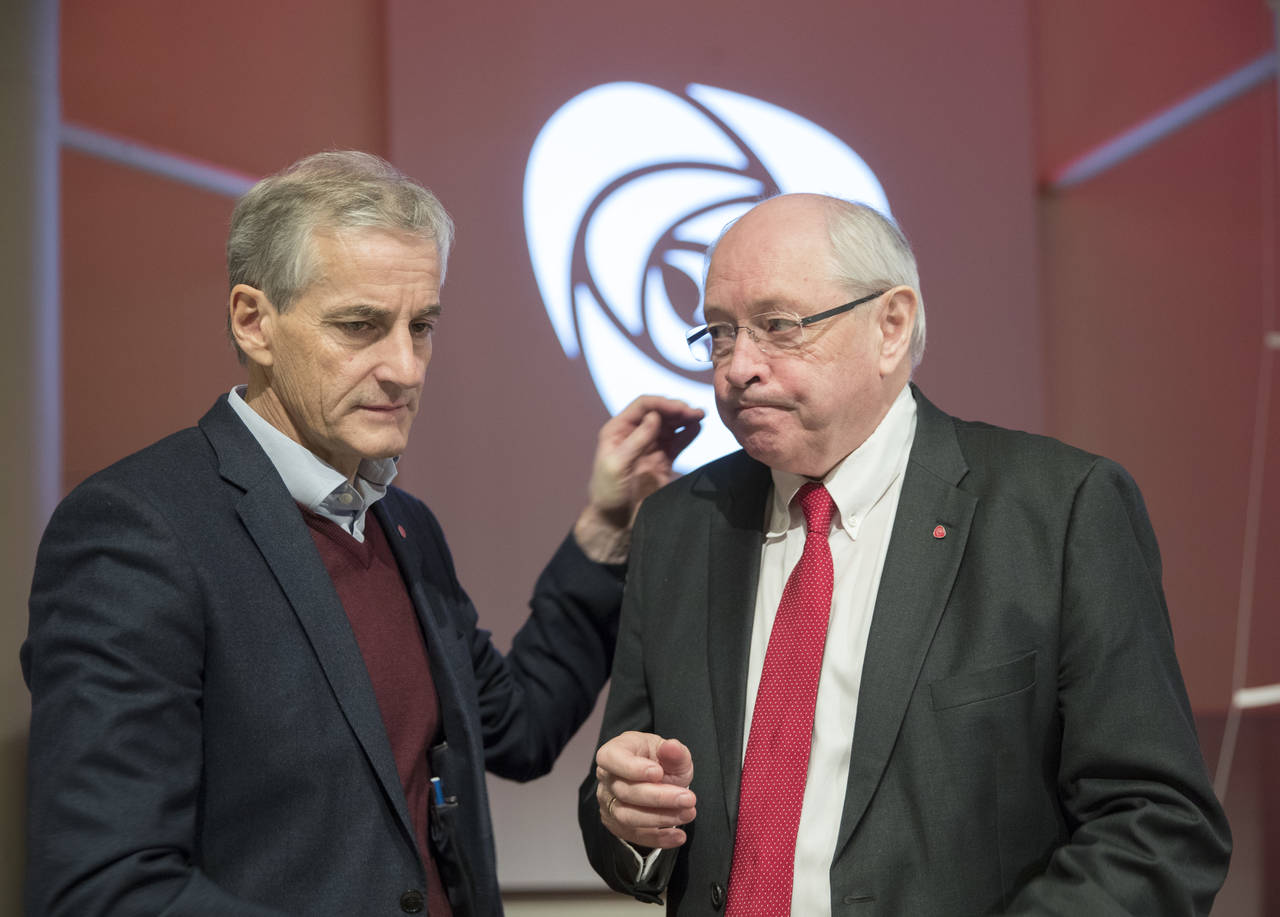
[726,482,835,917]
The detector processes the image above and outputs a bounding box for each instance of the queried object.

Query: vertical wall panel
[59,152,237,487]
[1036,1,1278,910]
[1041,90,1275,707]
[1,1,59,910]
[57,0,387,479]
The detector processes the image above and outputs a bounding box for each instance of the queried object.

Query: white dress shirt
[227,386,397,541]
[744,383,916,916]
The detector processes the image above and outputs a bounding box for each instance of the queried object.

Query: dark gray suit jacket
[24,396,623,916]
[580,387,1230,916]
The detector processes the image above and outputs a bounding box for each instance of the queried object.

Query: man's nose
[378,328,427,385]
[722,326,767,387]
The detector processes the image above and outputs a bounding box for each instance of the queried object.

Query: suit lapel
[199,398,418,849]
[834,388,976,855]
[702,455,771,835]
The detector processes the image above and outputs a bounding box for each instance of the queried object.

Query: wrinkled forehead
[303,225,440,283]
[704,213,838,317]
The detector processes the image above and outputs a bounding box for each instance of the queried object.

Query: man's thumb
[657,738,693,786]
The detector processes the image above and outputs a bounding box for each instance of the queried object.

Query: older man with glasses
[580,192,1230,916]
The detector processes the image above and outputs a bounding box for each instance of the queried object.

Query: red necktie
[726,482,836,917]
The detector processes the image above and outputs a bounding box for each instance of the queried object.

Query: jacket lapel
[701,454,771,835]
[371,500,478,773]
[199,398,418,849]
[834,388,976,855]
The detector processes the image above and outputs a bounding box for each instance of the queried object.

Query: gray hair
[226,150,454,360]
[822,198,926,368]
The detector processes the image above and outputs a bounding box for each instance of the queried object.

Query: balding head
[702,194,920,477]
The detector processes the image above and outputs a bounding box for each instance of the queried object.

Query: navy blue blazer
[580,387,1230,915]
[24,396,623,916]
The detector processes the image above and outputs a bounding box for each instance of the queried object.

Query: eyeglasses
[685,290,886,363]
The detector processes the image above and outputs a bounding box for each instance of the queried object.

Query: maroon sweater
[304,510,453,917]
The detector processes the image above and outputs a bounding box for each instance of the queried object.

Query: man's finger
[619,395,701,423]
[612,398,703,445]
[603,777,695,811]
[595,732,666,782]
[595,757,662,785]
[607,800,697,830]
[610,410,663,468]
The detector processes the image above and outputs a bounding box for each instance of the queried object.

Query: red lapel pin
[932,525,946,539]
[397,524,408,539]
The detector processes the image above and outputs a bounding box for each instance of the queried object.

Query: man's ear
[229,284,276,367]
[877,285,918,376]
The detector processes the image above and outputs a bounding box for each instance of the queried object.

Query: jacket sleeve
[576,504,680,904]
[403,494,627,782]
[22,477,288,917]
[1005,458,1231,915]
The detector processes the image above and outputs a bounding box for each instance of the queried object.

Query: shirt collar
[227,386,397,527]
[767,383,917,541]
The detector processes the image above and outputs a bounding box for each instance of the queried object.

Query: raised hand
[574,396,702,563]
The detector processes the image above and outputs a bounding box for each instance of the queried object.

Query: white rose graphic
[524,82,891,471]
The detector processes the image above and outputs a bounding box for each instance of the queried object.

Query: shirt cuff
[619,839,666,882]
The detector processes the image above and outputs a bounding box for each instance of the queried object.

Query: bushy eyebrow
[326,304,385,320]
[326,303,442,321]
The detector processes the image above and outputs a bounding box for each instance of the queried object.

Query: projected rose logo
[524,82,891,471]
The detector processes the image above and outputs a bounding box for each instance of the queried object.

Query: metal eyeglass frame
[685,289,887,363]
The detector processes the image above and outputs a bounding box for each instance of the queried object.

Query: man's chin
[736,432,822,477]
[364,444,408,462]
[347,432,411,464]
[735,430,786,468]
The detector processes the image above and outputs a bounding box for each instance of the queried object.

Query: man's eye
[410,320,435,336]
[706,324,735,342]
[761,316,799,334]
[340,321,374,333]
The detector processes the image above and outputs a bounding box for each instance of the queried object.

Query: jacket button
[710,881,726,909]
[399,889,425,913]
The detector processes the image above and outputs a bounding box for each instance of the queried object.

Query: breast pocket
[929,650,1037,711]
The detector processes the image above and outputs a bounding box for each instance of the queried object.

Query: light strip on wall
[1233,684,1280,709]
[1045,53,1277,190]
[31,0,61,523]
[60,123,257,197]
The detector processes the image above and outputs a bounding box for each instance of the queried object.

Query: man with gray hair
[580,193,1230,915]
[23,151,702,916]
